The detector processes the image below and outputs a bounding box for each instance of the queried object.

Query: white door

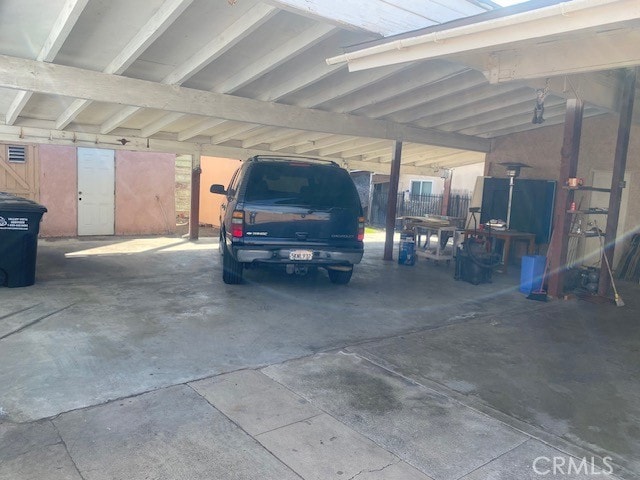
[77,148,115,236]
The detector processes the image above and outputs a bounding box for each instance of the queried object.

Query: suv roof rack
[247,155,340,167]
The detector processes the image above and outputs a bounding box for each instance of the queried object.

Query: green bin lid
[0,192,48,213]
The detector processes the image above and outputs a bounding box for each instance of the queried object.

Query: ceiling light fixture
[532,79,550,124]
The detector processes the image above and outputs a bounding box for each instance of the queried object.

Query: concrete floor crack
[346,458,400,480]
[51,420,88,480]
[0,303,41,321]
[0,303,77,341]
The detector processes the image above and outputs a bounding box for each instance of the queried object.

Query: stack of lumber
[401,215,459,229]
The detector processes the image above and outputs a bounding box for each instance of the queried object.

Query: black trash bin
[0,192,48,287]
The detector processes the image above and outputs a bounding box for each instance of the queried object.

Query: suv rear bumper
[235,246,363,265]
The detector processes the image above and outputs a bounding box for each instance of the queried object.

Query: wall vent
[8,145,26,163]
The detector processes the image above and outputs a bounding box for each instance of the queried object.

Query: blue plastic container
[520,255,546,294]
[398,231,415,266]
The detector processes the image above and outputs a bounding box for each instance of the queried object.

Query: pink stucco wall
[39,145,77,237]
[115,151,176,235]
[199,156,242,227]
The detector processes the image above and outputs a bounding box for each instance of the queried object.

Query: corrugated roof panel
[270,0,494,36]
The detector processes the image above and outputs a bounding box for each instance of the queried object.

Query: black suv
[210,156,364,284]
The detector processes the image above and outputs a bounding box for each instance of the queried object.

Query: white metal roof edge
[326,0,635,70]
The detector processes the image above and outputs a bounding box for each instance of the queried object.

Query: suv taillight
[357,216,365,241]
[231,210,244,238]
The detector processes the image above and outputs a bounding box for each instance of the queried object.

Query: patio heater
[499,162,530,229]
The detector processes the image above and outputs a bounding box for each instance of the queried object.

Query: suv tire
[222,243,243,284]
[218,231,224,256]
[328,267,353,285]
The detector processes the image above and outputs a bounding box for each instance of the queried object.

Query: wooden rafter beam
[99,3,278,134]
[55,0,194,130]
[0,54,490,152]
[5,0,88,125]
[0,124,458,176]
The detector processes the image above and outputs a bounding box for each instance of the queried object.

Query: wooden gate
[0,144,39,200]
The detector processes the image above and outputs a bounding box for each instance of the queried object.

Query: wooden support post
[441,170,452,216]
[598,67,637,297]
[367,172,374,223]
[547,99,583,298]
[189,154,202,241]
[383,141,402,261]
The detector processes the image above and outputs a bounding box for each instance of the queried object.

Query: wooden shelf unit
[567,209,608,215]
[568,231,606,238]
[562,185,611,193]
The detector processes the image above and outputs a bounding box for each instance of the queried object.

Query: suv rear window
[244,162,361,210]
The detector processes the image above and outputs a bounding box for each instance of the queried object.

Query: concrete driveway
[0,234,638,479]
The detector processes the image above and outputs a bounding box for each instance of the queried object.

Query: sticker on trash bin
[0,216,29,230]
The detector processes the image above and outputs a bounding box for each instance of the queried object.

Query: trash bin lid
[0,192,48,213]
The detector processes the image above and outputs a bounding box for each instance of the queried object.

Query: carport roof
[0,0,637,174]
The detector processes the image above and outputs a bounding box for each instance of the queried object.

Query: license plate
[289,250,313,261]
